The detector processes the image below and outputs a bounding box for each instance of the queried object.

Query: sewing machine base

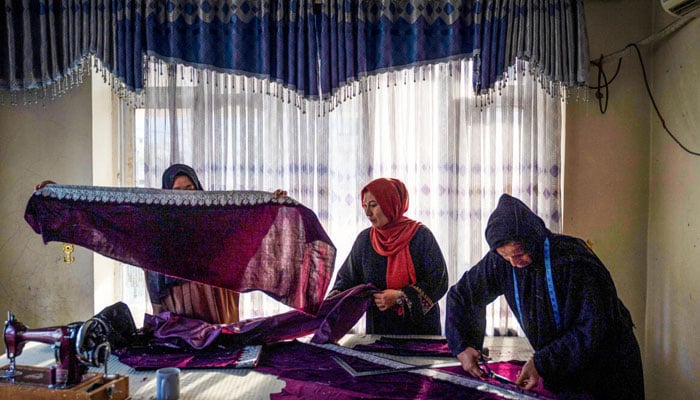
[0,365,129,400]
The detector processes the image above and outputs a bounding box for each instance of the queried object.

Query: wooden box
[0,365,129,400]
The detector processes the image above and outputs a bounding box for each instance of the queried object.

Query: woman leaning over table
[327,178,448,335]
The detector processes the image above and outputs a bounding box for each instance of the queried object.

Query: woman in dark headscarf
[445,194,644,399]
[328,177,448,334]
[145,163,240,324]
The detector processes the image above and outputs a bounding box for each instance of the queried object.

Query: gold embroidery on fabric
[408,285,434,315]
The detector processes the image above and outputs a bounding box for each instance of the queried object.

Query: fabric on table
[255,340,556,400]
[114,284,376,368]
[352,337,453,357]
[24,185,336,315]
[113,344,261,370]
[440,364,556,399]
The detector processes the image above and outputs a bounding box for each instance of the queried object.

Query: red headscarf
[362,178,422,289]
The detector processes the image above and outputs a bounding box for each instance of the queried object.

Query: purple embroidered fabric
[256,340,557,400]
[114,284,376,368]
[152,284,374,348]
[24,185,336,315]
[352,337,453,357]
[113,344,257,370]
[112,286,556,398]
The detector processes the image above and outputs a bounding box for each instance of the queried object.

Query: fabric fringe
[2,54,589,113]
[0,60,90,107]
[133,57,588,117]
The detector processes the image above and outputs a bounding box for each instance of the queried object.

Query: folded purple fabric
[24,185,336,315]
[114,284,376,369]
[148,284,374,349]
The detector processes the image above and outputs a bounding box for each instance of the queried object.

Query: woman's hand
[35,180,56,191]
[273,189,288,199]
[456,347,484,378]
[372,289,403,311]
[515,356,540,390]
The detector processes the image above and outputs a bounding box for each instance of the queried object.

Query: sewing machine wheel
[75,318,111,368]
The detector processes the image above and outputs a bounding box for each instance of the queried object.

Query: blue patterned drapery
[321,1,589,100]
[0,0,589,105]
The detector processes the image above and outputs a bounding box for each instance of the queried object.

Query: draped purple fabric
[24,185,336,315]
[114,284,375,370]
[143,284,375,350]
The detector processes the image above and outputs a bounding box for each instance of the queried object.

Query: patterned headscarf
[362,178,422,289]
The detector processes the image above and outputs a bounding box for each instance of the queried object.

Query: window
[109,59,563,335]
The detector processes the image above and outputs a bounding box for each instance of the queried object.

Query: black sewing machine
[0,311,121,393]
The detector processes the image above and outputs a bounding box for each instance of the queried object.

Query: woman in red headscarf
[328,178,448,334]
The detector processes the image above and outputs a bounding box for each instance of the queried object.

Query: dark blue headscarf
[485,194,551,264]
[161,164,204,190]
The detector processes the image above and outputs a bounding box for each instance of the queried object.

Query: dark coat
[332,225,448,335]
[445,194,644,399]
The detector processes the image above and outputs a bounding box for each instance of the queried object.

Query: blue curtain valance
[0,0,589,105]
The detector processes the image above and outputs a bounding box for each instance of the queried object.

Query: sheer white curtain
[115,59,563,335]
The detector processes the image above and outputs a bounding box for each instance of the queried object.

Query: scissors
[478,352,519,386]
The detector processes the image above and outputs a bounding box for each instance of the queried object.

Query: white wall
[646,8,700,400]
[565,0,651,359]
[567,1,700,398]
[91,72,119,313]
[0,78,93,354]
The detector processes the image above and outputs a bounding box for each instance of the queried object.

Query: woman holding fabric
[34,166,241,324]
[147,163,289,324]
[328,177,448,335]
[35,164,287,325]
[145,163,241,324]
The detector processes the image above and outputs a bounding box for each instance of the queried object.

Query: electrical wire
[588,54,622,114]
[588,25,700,156]
[626,43,700,156]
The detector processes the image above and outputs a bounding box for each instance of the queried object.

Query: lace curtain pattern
[115,58,563,335]
[0,0,571,334]
[0,0,589,106]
